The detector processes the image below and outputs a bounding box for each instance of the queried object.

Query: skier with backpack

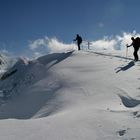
[73,34,82,50]
[127,37,140,61]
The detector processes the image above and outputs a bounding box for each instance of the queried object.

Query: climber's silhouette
[127,37,140,61]
[73,34,82,50]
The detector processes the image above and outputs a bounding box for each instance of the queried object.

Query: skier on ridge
[127,37,140,61]
[73,34,82,50]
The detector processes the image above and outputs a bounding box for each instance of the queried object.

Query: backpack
[78,36,82,43]
[135,37,140,46]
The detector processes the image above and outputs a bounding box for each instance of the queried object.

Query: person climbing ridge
[127,37,140,61]
[73,34,82,50]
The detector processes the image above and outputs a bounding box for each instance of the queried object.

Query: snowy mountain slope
[0,50,140,140]
[0,51,74,119]
[0,53,17,77]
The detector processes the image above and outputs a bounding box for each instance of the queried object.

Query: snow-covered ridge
[0,50,140,140]
[0,51,73,101]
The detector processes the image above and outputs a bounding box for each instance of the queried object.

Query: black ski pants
[133,48,139,61]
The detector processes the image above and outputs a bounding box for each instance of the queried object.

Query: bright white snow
[0,49,140,140]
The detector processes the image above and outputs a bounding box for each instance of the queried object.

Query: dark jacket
[74,35,82,44]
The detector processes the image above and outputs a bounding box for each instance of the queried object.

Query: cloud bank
[88,31,140,51]
[28,31,140,58]
[28,37,77,58]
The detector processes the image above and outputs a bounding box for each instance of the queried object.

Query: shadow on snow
[115,61,135,73]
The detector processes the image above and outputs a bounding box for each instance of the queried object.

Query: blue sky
[0,0,140,56]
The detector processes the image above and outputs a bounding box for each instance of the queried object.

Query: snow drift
[0,49,140,140]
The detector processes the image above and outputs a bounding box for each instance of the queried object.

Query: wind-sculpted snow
[37,51,74,68]
[0,51,74,119]
[119,94,140,108]
[0,50,140,140]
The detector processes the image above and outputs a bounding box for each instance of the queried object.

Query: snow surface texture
[0,49,140,140]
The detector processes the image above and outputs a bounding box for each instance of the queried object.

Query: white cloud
[28,31,140,58]
[29,37,48,50]
[88,31,140,51]
[90,37,117,50]
[116,31,140,48]
[47,38,77,53]
[28,37,77,58]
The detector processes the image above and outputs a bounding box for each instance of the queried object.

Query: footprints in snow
[117,128,128,137]
[131,111,140,118]
[107,88,140,119]
[117,128,136,140]
[111,90,139,139]
[117,89,140,119]
[117,88,140,108]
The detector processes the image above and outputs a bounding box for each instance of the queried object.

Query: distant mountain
[0,53,18,76]
[0,56,31,98]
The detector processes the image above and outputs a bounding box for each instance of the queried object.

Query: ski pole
[126,45,128,61]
